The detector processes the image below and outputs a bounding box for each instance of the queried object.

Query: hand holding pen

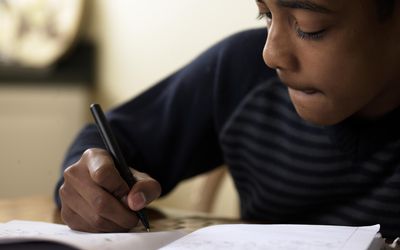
[59,104,161,233]
[90,103,151,231]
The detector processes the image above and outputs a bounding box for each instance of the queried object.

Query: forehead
[270,0,378,17]
[268,0,355,12]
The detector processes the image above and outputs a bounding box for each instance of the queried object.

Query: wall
[0,85,88,198]
[86,0,263,106]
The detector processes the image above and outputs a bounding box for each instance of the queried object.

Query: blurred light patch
[0,0,84,69]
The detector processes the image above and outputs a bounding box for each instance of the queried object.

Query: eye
[257,11,272,20]
[255,0,271,22]
[295,27,326,40]
[255,0,328,41]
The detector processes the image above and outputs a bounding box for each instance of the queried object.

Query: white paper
[0,220,187,250]
[160,224,381,250]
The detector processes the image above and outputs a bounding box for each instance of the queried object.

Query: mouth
[279,78,320,95]
[293,88,318,95]
[286,84,320,95]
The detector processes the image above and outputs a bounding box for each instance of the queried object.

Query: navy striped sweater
[56,29,400,238]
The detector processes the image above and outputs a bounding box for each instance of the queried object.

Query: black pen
[90,103,150,232]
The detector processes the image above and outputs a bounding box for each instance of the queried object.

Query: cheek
[292,46,382,125]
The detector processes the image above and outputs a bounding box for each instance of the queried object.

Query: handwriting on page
[160,224,380,250]
[0,220,187,250]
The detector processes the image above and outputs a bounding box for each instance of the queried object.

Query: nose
[263,24,298,71]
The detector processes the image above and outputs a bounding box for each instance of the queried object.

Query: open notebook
[0,220,383,250]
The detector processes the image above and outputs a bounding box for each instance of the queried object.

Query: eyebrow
[276,0,333,14]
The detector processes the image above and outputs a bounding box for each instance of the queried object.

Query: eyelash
[257,12,272,20]
[295,27,326,40]
[257,11,326,41]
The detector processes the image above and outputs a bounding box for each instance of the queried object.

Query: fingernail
[129,192,146,211]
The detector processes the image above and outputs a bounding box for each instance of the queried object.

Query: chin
[293,106,347,126]
[287,89,350,126]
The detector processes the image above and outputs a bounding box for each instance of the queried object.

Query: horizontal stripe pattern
[220,79,400,238]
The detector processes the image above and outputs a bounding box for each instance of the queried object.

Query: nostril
[263,44,298,71]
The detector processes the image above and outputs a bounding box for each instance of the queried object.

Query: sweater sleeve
[54,28,275,206]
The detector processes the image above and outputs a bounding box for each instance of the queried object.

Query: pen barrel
[90,103,150,231]
[110,152,135,187]
[90,103,137,187]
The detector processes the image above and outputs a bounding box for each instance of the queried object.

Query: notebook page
[0,220,187,250]
[160,224,381,250]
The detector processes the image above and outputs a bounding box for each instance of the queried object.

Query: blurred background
[0,0,263,218]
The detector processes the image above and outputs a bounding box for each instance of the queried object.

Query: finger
[67,170,139,230]
[84,149,130,199]
[131,169,151,181]
[60,183,130,232]
[60,183,99,232]
[127,170,162,211]
[61,203,100,233]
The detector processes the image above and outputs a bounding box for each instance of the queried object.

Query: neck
[356,80,400,121]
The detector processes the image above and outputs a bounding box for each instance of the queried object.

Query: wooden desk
[0,196,238,232]
[0,196,61,224]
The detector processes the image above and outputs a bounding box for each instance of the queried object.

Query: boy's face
[257,0,400,125]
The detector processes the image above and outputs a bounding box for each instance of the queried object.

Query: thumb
[126,170,161,211]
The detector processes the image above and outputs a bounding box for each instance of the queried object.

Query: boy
[56,0,400,238]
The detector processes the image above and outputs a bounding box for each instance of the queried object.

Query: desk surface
[0,196,60,224]
[1,196,399,249]
[0,196,239,232]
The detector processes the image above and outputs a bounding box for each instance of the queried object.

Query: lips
[301,89,318,95]
[286,83,319,95]
[278,77,320,95]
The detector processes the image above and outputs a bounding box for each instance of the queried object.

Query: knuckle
[82,148,97,159]
[91,166,110,184]
[63,163,79,181]
[82,148,107,162]
[59,184,67,199]
[91,215,108,231]
[92,195,109,214]
[63,166,73,180]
